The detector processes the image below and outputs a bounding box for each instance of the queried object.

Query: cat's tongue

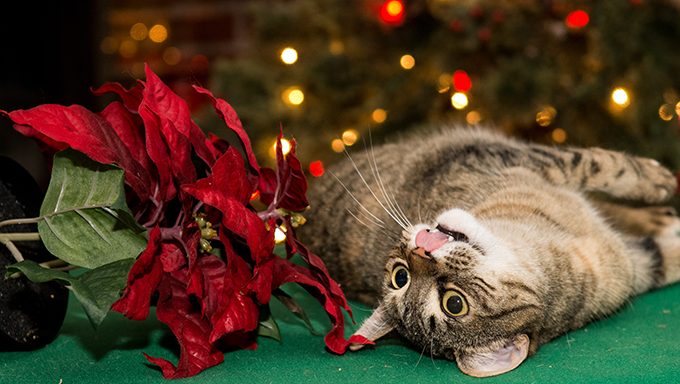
[415,229,448,252]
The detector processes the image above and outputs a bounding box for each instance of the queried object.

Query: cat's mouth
[435,224,469,243]
[414,224,469,257]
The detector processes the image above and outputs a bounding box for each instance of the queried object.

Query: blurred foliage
[206,0,680,170]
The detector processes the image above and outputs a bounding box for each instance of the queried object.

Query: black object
[0,155,68,351]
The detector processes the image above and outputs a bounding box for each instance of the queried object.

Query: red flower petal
[139,71,196,189]
[142,65,215,169]
[271,257,350,354]
[208,233,260,343]
[4,104,151,200]
[144,274,223,379]
[112,227,163,320]
[91,81,144,112]
[259,132,309,212]
[182,152,274,265]
[292,238,352,318]
[193,85,260,175]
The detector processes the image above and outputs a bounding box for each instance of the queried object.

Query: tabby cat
[299,127,680,377]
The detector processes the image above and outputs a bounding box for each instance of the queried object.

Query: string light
[565,10,589,29]
[274,226,287,244]
[551,128,567,143]
[309,160,325,177]
[329,40,345,55]
[118,40,138,58]
[342,129,359,146]
[130,23,148,41]
[675,101,680,117]
[451,92,469,109]
[452,70,472,92]
[270,137,292,158]
[331,139,345,153]
[149,24,168,43]
[536,106,557,127]
[280,47,298,64]
[466,111,482,125]
[659,104,674,121]
[611,87,630,108]
[163,47,182,65]
[282,87,305,106]
[437,73,451,93]
[379,0,405,25]
[372,108,387,123]
[400,54,415,70]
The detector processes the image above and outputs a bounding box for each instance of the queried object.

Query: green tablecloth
[2,282,679,384]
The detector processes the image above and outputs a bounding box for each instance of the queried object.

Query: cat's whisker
[346,208,399,241]
[341,147,409,230]
[366,131,414,229]
[429,336,437,368]
[330,170,388,228]
[414,341,428,369]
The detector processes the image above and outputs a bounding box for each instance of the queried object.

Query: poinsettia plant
[0,64,356,378]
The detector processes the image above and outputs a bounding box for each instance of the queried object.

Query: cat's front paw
[631,158,677,203]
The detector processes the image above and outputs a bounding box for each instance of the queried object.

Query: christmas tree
[208,0,680,176]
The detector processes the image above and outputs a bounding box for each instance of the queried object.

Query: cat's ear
[349,303,394,351]
[455,334,529,377]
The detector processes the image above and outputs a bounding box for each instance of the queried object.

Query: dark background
[0,2,97,189]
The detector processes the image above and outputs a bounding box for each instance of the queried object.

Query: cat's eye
[442,290,468,317]
[390,265,409,289]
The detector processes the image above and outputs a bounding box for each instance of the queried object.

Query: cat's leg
[592,200,677,237]
[612,204,680,291]
[526,145,677,203]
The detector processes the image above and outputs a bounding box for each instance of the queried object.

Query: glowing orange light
[565,10,589,29]
[250,190,260,201]
[379,0,405,25]
[452,70,472,92]
[309,160,325,177]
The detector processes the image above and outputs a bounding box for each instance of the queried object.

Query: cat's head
[351,208,541,377]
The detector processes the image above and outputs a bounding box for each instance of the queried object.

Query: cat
[299,126,680,377]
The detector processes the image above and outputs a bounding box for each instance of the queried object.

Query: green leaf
[273,288,320,336]
[38,150,147,269]
[6,258,135,327]
[258,313,282,342]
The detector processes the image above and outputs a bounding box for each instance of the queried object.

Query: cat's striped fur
[299,127,680,377]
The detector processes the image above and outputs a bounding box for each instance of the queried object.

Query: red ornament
[379,0,405,25]
[452,70,472,92]
[477,27,492,43]
[309,160,325,177]
[450,19,464,32]
[565,10,589,29]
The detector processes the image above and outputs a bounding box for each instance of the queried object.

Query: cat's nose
[415,229,448,253]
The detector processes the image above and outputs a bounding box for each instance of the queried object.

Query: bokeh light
[372,108,387,123]
[342,129,359,146]
[149,24,168,43]
[331,139,345,153]
[282,87,305,106]
[451,92,469,109]
[280,47,298,64]
[400,54,415,70]
[611,87,630,107]
[130,23,148,41]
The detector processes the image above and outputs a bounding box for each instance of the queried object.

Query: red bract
[2,64,353,378]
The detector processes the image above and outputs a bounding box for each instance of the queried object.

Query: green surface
[2,283,680,384]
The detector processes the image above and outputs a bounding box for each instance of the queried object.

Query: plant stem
[0,217,42,228]
[0,239,24,263]
[0,232,41,242]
